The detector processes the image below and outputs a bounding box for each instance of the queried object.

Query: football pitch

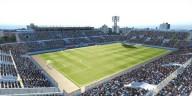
[34,43,170,86]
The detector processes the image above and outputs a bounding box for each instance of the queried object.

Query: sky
[0,0,192,29]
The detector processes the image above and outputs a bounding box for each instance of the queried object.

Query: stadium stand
[0,32,17,44]
[157,63,192,96]
[0,49,63,95]
[81,49,192,96]
[0,28,192,95]
[126,31,190,48]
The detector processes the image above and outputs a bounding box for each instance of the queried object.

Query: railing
[9,50,24,88]
[145,58,192,96]
[0,87,62,95]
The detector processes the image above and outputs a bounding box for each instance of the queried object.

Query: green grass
[34,43,170,86]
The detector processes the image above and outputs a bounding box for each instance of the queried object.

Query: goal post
[121,42,142,48]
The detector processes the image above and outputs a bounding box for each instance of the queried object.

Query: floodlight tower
[112,16,120,33]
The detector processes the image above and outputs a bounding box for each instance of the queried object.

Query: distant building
[112,16,120,33]
[27,23,95,32]
[159,22,170,30]
[120,27,132,33]
[100,24,109,33]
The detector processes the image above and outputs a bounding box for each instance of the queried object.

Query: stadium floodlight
[112,16,120,33]
[112,16,119,23]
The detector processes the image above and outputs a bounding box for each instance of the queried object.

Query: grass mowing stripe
[35,43,170,86]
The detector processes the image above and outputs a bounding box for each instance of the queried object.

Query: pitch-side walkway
[145,58,192,96]
[32,56,80,96]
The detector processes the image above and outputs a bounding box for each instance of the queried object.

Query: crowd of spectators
[0,48,62,95]
[126,31,190,48]
[157,48,192,96]
[16,30,192,50]
[81,49,192,96]
[0,50,20,88]
[13,55,53,88]
[0,30,192,95]
[0,48,54,89]
[0,35,125,53]
[157,65,192,96]
[17,30,105,41]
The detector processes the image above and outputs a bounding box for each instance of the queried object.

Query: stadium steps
[9,50,24,88]
[15,33,21,42]
[145,58,192,96]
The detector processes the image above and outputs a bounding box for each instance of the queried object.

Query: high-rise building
[159,22,170,30]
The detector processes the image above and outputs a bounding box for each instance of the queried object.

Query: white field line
[82,50,171,87]
[35,45,171,89]
[67,47,149,76]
